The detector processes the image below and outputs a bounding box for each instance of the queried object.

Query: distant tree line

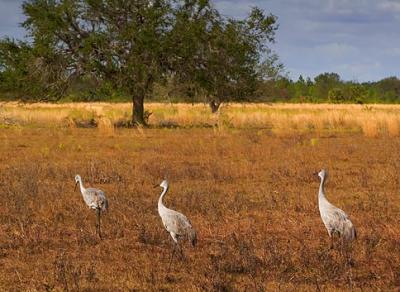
[265,73,400,104]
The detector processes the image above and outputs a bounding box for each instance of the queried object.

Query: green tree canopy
[20,0,174,124]
[170,2,280,112]
[313,72,341,101]
[0,37,68,101]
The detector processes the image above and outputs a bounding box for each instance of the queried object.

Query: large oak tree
[22,0,173,125]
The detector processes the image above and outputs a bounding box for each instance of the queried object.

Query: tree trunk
[131,76,153,126]
[209,99,221,113]
[132,93,145,126]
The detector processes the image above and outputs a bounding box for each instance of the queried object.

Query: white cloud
[334,62,382,81]
[378,0,400,12]
[214,1,255,18]
[383,48,400,57]
[314,42,358,58]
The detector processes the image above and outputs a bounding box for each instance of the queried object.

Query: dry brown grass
[0,122,399,290]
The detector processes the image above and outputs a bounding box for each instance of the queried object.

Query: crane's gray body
[75,175,108,211]
[157,180,197,246]
[74,175,108,239]
[82,187,108,211]
[318,169,356,241]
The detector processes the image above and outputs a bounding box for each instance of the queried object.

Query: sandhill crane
[317,169,356,248]
[155,180,197,266]
[74,175,109,239]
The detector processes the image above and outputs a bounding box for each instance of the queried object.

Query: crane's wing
[163,211,191,233]
[163,210,197,246]
[331,208,356,240]
[86,188,108,211]
[322,206,355,239]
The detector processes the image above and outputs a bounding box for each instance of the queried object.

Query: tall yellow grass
[2,102,400,137]
[97,116,114,136]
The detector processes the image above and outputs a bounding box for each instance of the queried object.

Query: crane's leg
[96,208,102,239]
[340,235,344,256]
[168,233,181,271]
[330,230,339,250]
[168,244,176,271]
[178,244,185,260]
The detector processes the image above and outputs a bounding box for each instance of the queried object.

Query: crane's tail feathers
[189,229,197,247]
[103,199,109,211]
[343,220,356,241]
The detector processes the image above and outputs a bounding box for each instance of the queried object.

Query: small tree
[293,75,309,100]
[376,77,400,102]
[313,72,341,101]
[344,83,367,104]
[328,88,345,103]
[170,2,280,112]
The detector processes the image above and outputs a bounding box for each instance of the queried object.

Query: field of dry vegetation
[0,102,399,290]
[2,102,400,138]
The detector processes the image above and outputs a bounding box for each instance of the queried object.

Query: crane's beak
[74,181,78,191]
[153,184,159,188]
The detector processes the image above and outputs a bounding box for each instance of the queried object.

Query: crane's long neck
[318,175,326,201]
[158,186,168,211]
[78,178,86,194]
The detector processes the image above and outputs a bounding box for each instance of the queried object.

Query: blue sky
[1,0,399,82]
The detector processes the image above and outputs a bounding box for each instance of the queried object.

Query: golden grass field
[2,101,400,137]
[0,102,399,290]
